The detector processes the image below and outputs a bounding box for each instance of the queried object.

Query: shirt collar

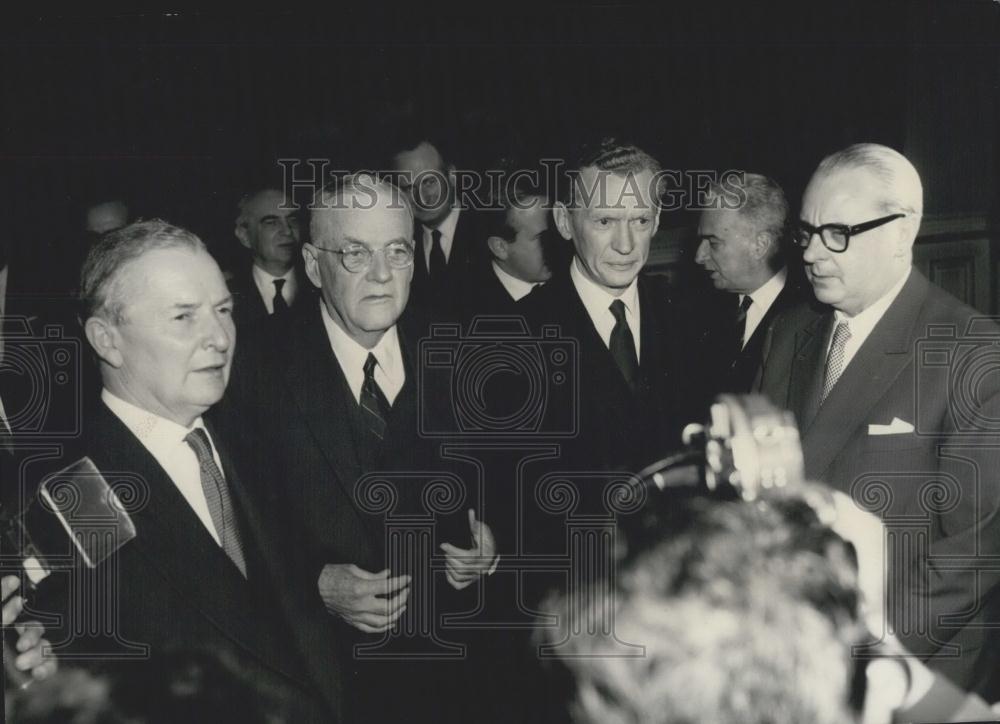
[424,206,462,239]
[745,267,787,312]
[570,256,639,319]
[319,299,403,388]
[492,261,537,302]
[833,266,911,333]
[251,263,297,295]
[101,388,208,458]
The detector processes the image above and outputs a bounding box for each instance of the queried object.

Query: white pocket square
[868,417,914,436]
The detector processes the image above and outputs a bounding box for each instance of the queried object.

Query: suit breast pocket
[863,433,925,455]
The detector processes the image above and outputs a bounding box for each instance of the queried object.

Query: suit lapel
[90,406,288,673]
[283,306,381,543]
[786,310,830,433]
[412,219,429,283]
[801,271,927,481]
[637,276,668,392]
[560,275,637,403]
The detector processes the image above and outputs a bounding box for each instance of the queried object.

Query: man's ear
[84,316,124,368]
[302,244,323,289]
[487,236,509,261]
[552,202,574,241]
[894,215,919,257]
[752,231,773,260]
[234,223,251,250]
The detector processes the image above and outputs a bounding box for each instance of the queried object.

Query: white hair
[815,143,923,218]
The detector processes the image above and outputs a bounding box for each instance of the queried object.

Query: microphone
[3,457,138,688]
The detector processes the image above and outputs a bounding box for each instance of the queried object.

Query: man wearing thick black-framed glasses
[759,143,1000,699]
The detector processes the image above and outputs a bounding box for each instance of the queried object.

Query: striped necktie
[360,353,390,440]
[184,428,248,577]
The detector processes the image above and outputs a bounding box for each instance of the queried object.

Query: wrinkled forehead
[245,189,293,218]
[311,198,413,248]
[698,207,754,240]
[571,167,659,212]
[802,169,888,219]
[116,247,226,308]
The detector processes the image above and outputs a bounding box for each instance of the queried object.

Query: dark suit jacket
[228,264,315,382]
[410,210,479,314]
[759,269,1000,697]
[236,301,483,722]
[452,258,523,321]
[518,270,694,474]
[31,400,342,722]
[692,272,810,399]
[229,263,313,331]
[254,303,468,575]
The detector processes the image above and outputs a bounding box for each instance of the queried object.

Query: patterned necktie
[184,428,247,577]
[734,295,753,352]
[360,353,391,441]
[609,299,639,392]
[429,228,446,279]
[272,278,289,316]
[821,321,852,403]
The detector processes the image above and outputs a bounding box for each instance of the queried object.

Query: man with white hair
[760,143,1000,697]
[245,174,497,722]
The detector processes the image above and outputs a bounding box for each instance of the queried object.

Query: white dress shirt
[420,206,461,269]
[492,261,537,302]
[739,267,787,348]
[102,389,224,545]
[570,257,641,361]
[826,267,911,372]
[251,264,298,315]
[320,301,405,404]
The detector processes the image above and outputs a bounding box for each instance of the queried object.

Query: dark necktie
[429,228,446,279]
[272,278,289,316]
[609,299,639,392]
[184,428,247,577]
[360,353,391,441]
[734,295,753,353]
[821,321,852,403]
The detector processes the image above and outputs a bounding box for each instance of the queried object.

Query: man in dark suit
[520,139,691,473]
[252,175,497,722]
[32,220,341,721]
[455,177,553,318]
[230,187,311,336]
[389,138,477,312]
[760,143,1000,698]
[693,172,807,395]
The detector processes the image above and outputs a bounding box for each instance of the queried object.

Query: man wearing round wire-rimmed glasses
[258,173,498,721]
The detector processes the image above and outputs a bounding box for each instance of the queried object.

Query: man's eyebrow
[259,214,280,223]
[697,233,719,240]
[170,302,200,311]
[342,235,411,247]
[215,294,234,307]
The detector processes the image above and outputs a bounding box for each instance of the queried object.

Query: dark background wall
[0,3,996,287]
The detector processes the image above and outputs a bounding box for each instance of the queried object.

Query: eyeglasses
[313,241,415,273]
[793,213,905,253]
